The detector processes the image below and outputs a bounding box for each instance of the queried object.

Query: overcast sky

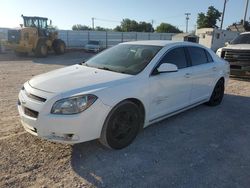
[0,0,249,31]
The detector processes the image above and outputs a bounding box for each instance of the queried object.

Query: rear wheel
[206,79,224,106]
[35,41,48,57]
[100,101,142,149]
[53,39,66,55]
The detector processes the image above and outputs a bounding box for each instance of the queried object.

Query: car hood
[223,44,250,50]
[29,65,132,93]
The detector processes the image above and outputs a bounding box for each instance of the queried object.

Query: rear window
[188,47,211,66]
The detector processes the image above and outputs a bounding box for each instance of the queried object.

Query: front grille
[26,92,46,102]
[230,65,242,70]
[224,49,250,62]
[24,107,39,118]
[23,87,46,102]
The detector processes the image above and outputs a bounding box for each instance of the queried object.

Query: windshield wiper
[97,66,112,71]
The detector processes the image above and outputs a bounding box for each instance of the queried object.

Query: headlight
[51,94,97,115]
[216,48,222,57]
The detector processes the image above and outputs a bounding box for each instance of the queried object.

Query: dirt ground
[0,51,250,188]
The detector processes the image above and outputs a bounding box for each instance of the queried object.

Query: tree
[114,18,154,32]
[197,6,222,29]
[72,24,92,31]
[156,23,182,33]
[137,21,154,32]
[120,19,138,32]
[114,26,122,32]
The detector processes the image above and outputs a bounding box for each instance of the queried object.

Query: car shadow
[71,94,250,188]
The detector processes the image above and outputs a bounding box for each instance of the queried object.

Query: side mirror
[225,41,230,46]
[157,63,178,73]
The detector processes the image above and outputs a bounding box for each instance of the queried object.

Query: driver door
[148,47,193,122]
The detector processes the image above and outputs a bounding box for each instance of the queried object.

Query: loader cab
[22,15,48,37]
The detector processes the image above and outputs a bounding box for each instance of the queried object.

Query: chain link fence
[0,28,175,49]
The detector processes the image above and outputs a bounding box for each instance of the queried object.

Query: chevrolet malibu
[18,41,229,149]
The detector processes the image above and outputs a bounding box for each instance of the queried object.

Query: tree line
[72,19,182,33]
[72,6,246,33]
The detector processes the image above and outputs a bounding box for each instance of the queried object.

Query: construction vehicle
[7,15,65,57]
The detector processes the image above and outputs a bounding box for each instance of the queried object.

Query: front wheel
[99,101,142,149]
[35,41,48,58]
[206,79,224,106]
[53,39,66,55]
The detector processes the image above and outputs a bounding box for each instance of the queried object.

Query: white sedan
[18,41,229,149]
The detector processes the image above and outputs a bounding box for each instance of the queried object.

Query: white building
[196,28,239,51]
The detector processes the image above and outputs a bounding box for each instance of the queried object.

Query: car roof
[121,40,202,47]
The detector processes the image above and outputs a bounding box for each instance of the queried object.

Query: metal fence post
[66,30,69,48]
[135,33,137,41]
[87,31,90,42]
[148,33,150,40]
[121,32,123,42]
[106,31,108,48]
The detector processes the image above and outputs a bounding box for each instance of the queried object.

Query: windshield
[231,34,250,44]
[23,17,48,29]
[85,44,162,75]
[88,41,100,45]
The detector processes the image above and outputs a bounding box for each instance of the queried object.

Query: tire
[100,101,142,149]
[53,39,66,55]
[206,79,225,106]
[35,40,48,57]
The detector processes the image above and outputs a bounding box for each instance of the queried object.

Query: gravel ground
[0,51,250,188]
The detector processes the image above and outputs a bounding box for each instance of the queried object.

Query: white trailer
[196,28,239,51]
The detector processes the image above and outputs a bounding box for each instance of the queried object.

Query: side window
[188,47,209,66]
[160,47,188,69]
[205,50,214,62]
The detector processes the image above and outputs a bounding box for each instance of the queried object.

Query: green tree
[72,24,92,31]
[114,19,154,32]
[197,6,222,29]
[156,23,182,33]
[138,21,154,32]
[120,19,138,32]
[114,26,122,32]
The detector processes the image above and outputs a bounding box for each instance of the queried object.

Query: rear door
[187,46,217,104]
[148,47,193,122]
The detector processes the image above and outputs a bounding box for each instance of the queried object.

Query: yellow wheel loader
[7,15,65,57]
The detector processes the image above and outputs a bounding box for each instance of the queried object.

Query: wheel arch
[125,98,146,129]
[105,97,146,130]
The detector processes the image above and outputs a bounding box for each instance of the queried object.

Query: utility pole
[91,17,95,30]
[220,0,229,30]
[243,0,249,26]
[185,13,191,33]
[151,19,154,32]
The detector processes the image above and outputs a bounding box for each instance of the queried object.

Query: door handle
[184,73,191,78]
[212,67,217,71]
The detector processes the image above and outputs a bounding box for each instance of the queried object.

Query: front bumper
[17,83,111,144]
[229,62,250,78]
